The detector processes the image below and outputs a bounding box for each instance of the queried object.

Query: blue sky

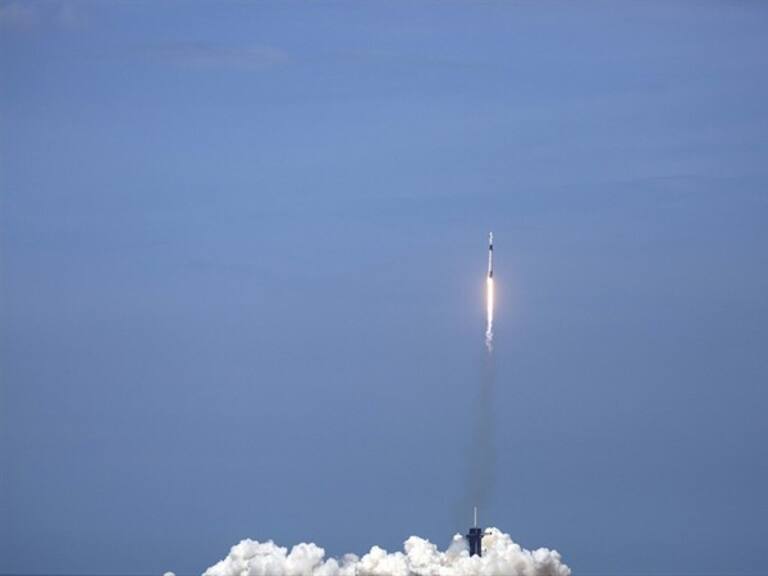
[1,2,767,575]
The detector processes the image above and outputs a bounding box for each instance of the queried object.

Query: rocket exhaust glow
[486,232,494,352]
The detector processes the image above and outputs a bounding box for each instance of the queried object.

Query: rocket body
[487,232,494,278]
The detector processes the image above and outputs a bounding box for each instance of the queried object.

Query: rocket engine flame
[485,277,494,352]
[485,232,494,352]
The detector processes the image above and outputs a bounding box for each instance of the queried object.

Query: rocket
[487,232,493,279]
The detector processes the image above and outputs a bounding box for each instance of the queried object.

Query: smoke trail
[203,528,571,576]
[460,323,496,525]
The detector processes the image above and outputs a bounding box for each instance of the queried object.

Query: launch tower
[466,507,483,557]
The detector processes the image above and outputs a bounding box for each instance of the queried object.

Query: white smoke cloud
[204,528,570,576]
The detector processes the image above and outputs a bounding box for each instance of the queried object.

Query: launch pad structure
[466,506,483,557]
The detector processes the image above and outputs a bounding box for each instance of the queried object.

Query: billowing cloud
[204,528,570,576]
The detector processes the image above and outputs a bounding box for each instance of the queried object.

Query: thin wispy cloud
[156,42,289,70]
[0,0,83,29]
[0,1,37,28]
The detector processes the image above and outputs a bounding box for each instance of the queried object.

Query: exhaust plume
[485,277,494,353]
[462,232,496,519]
[485,233,494,352]
[203,528,570,576]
